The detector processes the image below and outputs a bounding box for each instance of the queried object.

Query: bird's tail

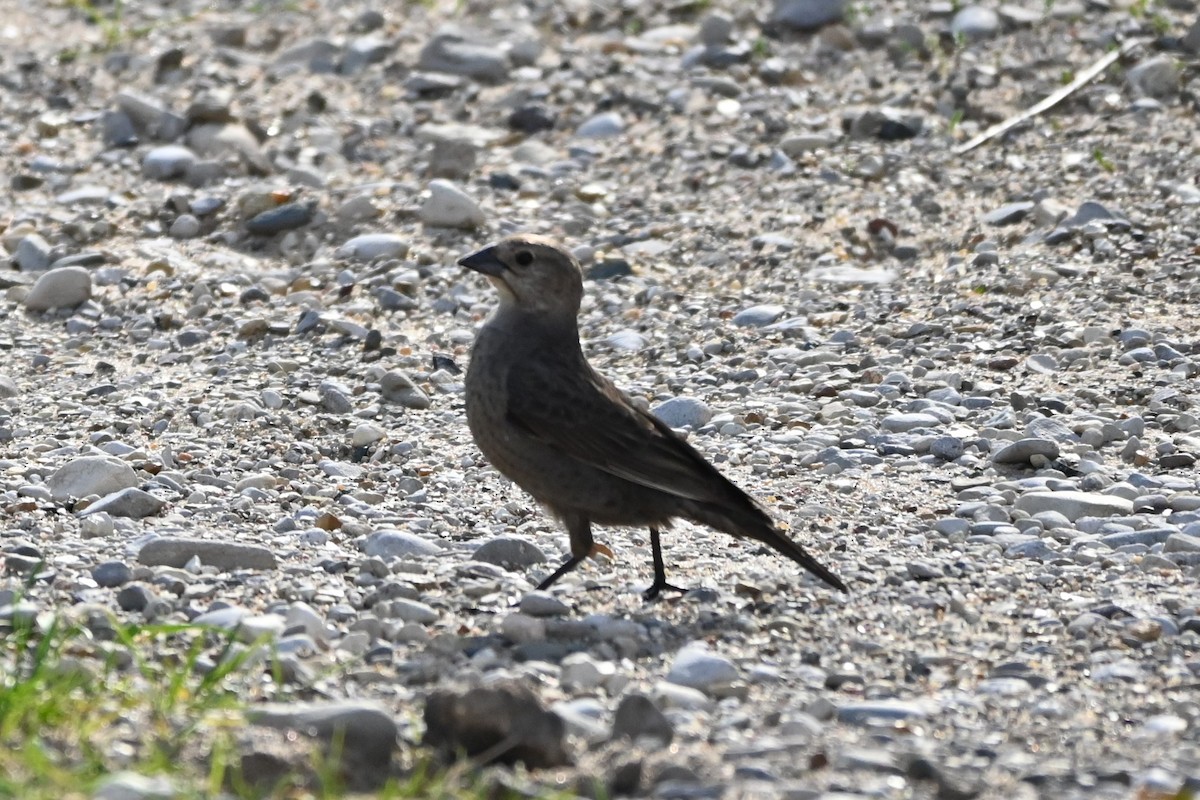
[687,501,848,593]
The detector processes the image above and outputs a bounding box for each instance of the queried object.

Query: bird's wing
[504,359,727,503]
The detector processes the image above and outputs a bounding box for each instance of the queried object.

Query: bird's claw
[642,581,689,602]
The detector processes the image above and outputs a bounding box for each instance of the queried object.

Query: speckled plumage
[460,234,847,598]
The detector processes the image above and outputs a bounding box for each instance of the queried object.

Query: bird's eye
[514,250,534,267]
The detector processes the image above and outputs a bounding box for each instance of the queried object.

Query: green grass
[0,610,266,798]
[0,606,534,798]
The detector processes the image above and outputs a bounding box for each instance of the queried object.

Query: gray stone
[474,536,547,569]
[418,27,510,82]
[250,701,397,771]
[575,112,625,139]
[362,529,442,559]
[92,560,133,588]
[837,699,931,724]
[666,645,739,692]
[612,693,673,745]
[992,438,1060,465]
[169,214,202,239]
[1013,491,1133,521]
[48,456,137,501]
[982,201,1033,225]
[1163,532,1200,553]
[424,682,569,767]
[335,234,410,262]
[1127,56,1179,99]
[652,397,713,429]
[24,266,92,311]
[951,5,1000,38]
[519,591,571,617]
[81,488,165,519]
[419,180,484,229]
[14,234,53,271]
[732,304,786,327]
[142,145,197,180]
[380,370,432,409]
[771,0,845,30]
[881,412,941,433]
[137,537,277,570]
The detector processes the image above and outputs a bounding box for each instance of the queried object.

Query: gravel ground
[2,0,1200,797]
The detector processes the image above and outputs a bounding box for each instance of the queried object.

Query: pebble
[519,591,571,617]
[771,0,845,30]
[612,693,674,745]
[992,438,1061,465]
[137,537,277,570]
[24,266,92,311]
[379,370,432,409]
[732,304,786,327]
[80,488,165,519]
[249,701,398,771]
[15,234,53,271]
[142,145,197,180]
[575,112,625,139]
[417,27,510,83]
[361,529,442,558]
[92,560,133,588]
[419,179,485,229]
[837,699,931,724]
[951,5,1000,38]
[1013,491,1135,520]
[335,234,410,262]
[48,456,137,502]
[665,644,740,692]
[473,536,547,569]
[652,397,713,429]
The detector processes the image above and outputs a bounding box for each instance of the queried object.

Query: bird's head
[458,234,584,319]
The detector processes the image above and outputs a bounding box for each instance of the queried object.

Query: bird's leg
[536,513,595,591]
[535,555,586,591]
[643,526,688,601]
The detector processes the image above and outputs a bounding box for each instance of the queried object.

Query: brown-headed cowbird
[460,234,847,599]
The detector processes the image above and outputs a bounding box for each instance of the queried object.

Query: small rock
[576,112,625,139]
[48,456,137,501]
[991,438,1061,466]
[950,5,1000,39]
[473,536,547,569]
[361,530,442,559]
[1013,491,1134,521]
[417,27,510,83]
[732,304,786,327]
[838,699,930,724]
[143,145,197,180]
[771,0,846,30]
[423,682,570,767]
[612,693,673,746]
[137,537,277,570]
[15,234,53,271]
[1127,56,1179,99]
[419,180,485,229]
[336,234,410,262]
[380,370,432,409]
[80,488,165,519]
[665,644,739,692]
[92,560,133,588]
[24,266,92,311]
[249,701,397,773]
[652,397,713,429]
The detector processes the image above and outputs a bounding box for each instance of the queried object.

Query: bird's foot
[642,581,689,602]
[589,543,614,560]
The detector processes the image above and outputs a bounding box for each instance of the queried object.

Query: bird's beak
[457,245,506,277]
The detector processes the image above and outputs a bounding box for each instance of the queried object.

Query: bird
[459,234,848,600]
